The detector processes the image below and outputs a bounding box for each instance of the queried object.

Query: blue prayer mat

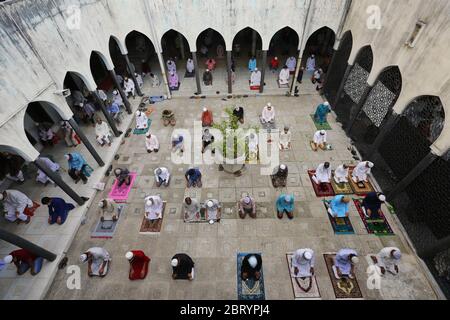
[237,253,265,300]
[323,200,355,235]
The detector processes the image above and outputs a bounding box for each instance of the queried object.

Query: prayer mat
[237,253,265,300]
[286,253,321,299]
[184,206,221,223]
[108,172,137,203]
[278,82,289,89]
[24,201,40,217]
[250,85,260,91]
[323,200,354,235]
[310,114,332,131]
[185,71,195,78]
[353,199,394,236]
[149,96,166,103]
[330,175,353,195]
[308,170,335,197]
[139,202,166,234]
[348,167,375,195]
[133,119,153,135]
[323,253,363,299]
[91,204,126,239]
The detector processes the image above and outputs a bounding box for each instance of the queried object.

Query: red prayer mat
[308,170,335,197]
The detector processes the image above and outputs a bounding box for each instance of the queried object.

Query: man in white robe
[183,197,201,222]
[371,247,402,276]
[154,167,170,187]
[279,126,292,150]
[95,118,112,146]
[292,248,315,278]
[112,90,124,107]
[135,111,149,130]
[278,65,290,86]
[145,132,159,153]
[80,247,111,277]
[135,73,144,88]
[312,130,327,151]
[312,162,332,185]
[260,103,275,124]
[144,195,163,225]
[150,73,160,87]
[334,164,349,184]
[0,190,33,223]
[123,77,135,99]
[306,54,316,72]
[286,56,297,73]
[36,157,60,185]
[250,68,262,87]
[202,199,221,223]
[186,58,194,74]
[352,161,374,183]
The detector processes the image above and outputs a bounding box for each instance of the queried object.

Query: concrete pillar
[156,51,172,99]
[0,228,56,262]
[259,50,267,94]
[123,54,143,97]
[68,118,105,167]
[192,52,202,95]
[178,34,186,60]
[252,30,257,56]
[367,112,400,159]
[93,91,121,137]
[332,63,352,108]
[35,157,85,206]
[109,69,132,114]
[290,50,303,96]
[227,51,232,94]
[346,85,372,135]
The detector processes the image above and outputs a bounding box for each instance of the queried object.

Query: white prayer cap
[173,134,179,140]
[280,164,287,170]
[125,251,134,260]
[206,69,210,72]
[209,219,215,224]
[114,168,122,175]
[146,199,153,207]
[98,201,105,208]
[378,194,386,202]
[171,258,179,267]
[248,256,258,268]
[367,161,374,168]
[3,255,13,264]
[275,57,278,60]
[146,132,151,137]
[284,195,292,202]
[303,251,313,261]
[203,107,208,112]
[324,101,330,106]
[244,196,251,204]
[0,194,4,201]
[311,54,315,57]
[113,90,118,95]
[80,254,88,263]
[351,256,359,264]
[254,68,258,71]
[320,130,326,135]
[136,110,141,116]
[207,200,214,208]
[267,102,272,107]
[393,250,402,260]
[64,154,70,160]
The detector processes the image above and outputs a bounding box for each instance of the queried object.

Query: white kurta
[313,131,327,144]
[250,71,261,86]
[136,112,149,129]
[151,75,160,87]
[3,190,33,222]
[36,157,60,184]
[306,57,316,72]
[261,107,275,123]
[95,122,111,144]
[248,134,259,153]
[279,68,290,85]
[136,74,144,88]
[279,131,291,149]
[292,249,315,278]
[314,163,331,183]
[334,165,349,183]
[113,93,123,106]
[145,135,159,151]
[154,167,170,183]
[186,60,194,73]
[352,162,371,182]
[124,79,135,95]
[286,57,297,72]
[144,195,163,220]
[377,247,401,272]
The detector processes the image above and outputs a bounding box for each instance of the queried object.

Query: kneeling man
[241,254,262,281]
[80,247,111,277]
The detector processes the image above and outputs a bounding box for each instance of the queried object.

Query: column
[290,50,303,96]
[227,50,232,94]
[366,113,400,159]
[0,229,56,262]
[109,69,132,114]
[251,30,257,57]
[192,52,202,95]
[123,54,143,97]
[93,91,121,137]
[35,157,85,206]
[156,51,172,99]
[259,50,267,93]
[68,118,105,167]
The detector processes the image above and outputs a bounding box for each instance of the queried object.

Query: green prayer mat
[310,114,332,131]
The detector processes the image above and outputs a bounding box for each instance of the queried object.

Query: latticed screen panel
[362,81,396,127]
[344,64,369,104]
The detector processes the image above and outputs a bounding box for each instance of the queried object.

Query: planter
[220,163,245,174]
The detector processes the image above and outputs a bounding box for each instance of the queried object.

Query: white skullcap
[207,200,214,208]
[378,194,386,202]
[275,57,278,60]
[324,101,330,106]
[114,168,122,175]
[173,134,179,140]
[244,196,251,204]
[393,250,402,260]
[136,110,141,116]
[367,162,374,168]
[267,102,272,107]
[98,201,105,208]
[64,154,70,160]
[303,251,313,261]
[113,90,118,95]
[280,164,287,170]
[209,219,215,224]
[254,68,258,71]
[311,54,315,57]
[80,254,88,263]
[146,132,151,137]
[171,258,179,267]
[146,199,153,207]
[248,256,258,268]
[351,256,359,264]
[284,195,292,202]
[3,255,13,264]
[203,107,208,112]
[206,69,210,72]
[320,130,326,135]
[125,251,134,260]
[0,194,4,201]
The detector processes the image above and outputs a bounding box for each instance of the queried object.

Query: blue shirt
[330,195,350,218]
[186,168,201,181]
[335,248,357,275]
[276,194,295,212]
[107,102,120,114]
[68,153,87,171]
[48,198,75,224]
[248,59,257,71]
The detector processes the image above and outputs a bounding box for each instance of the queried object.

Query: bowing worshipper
[306,54,316,72]
[38,123,56,147]
[279,126,292,150]
[135,72,144,88]
[0,189,33,224]
[80,247,111,277]
[260,103,275,125]
[249,68,262,88]
[65,152,91,184]
[145,132,160,153]
[154,167,170,187]
[292,249,315,279]
[41,197,75,225]
[271,164,288,188]
[186,58,195,76]
[112,90,124,107]
[36,156,60,185]
[334,164,349,184]
[203,69,213,86]
[123,77,136,99]
[371,247,402,276]
[311,130,327,151]
[312,162,332,191]
[168,71,179,90]
[238,195,256,219]
[205,58,217,71]
[172,134,185,154]
[82,101,96,125]
[328,195,351,219]
[248,56,257,72]
[98,198,119,222]
[278,65,290,86]
[144,195,164,226]
[314,101,331,125]
[333,248,359,279]
[171,253,195,280]
[362,192,386,219]
[166,59,177,73]
[202,128,215,154]
[183,197,201,222]
[241,254,262,281]
[61,121,80,147]
[233,106,244,124]
[95,118,112,147]
[185,167,202,188]
[352,161,374,183]
[286,56,297,74]
[126,250,150,280]
[276,194,295,220]
[3,249,44,276]
[202,199,222,222]
[247,133,259,160]
[270,56,279,72]
[114,168,131,188]
[150,73,160,87]
[135,110,149,130]
[201,107,214,127]
[107,99,121,123]
[312,68,321,84]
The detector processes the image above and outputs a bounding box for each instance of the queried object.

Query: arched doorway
[109,36,128,77]
[334,45,373,128]
[90,51,114,92]
[323,30,353,104]
[125,31,159,82]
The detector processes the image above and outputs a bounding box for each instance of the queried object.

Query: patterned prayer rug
[286,253,321,299]
[108,172,138,203]
[133,119,153,135]
[330,174,354,195]
[310,114,332,131]
[323,253,363,299]
[91,204,126,239]
[139,202,166,234]
[237,253,265,300]
[323,200,355,235]
[353,199,394,236]
[348,167,375,195]
[308,170,335,197]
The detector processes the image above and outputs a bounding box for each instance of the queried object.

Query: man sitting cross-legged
[334,164,349,184]
[202,199,222,223]
[311,130,327,151]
